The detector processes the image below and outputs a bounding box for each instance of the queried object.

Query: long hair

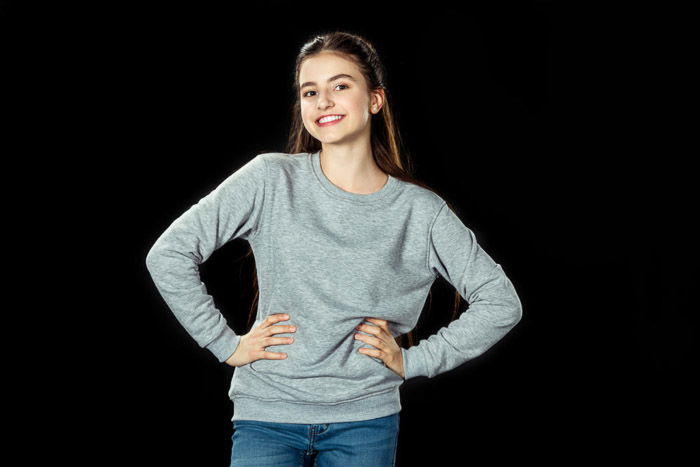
[240,30,462,351]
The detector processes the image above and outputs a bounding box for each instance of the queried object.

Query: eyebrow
[300,73,357,90]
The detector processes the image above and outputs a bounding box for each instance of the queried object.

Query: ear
[370,87,386,114]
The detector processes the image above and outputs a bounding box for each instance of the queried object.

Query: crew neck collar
[309,150,397,204]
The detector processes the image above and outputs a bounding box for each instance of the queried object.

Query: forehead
[299,52,360,83]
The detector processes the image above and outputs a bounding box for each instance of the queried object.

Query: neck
[319,145,388,195]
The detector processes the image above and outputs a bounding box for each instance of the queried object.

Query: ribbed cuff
[205,326,241,363]
[402,346,428,380]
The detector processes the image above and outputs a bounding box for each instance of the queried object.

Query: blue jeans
[230,412,400,466]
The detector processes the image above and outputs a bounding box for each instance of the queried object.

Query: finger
[355,332,383,348]
[364,317,388,332]
[264,314,290,327]
[356,323,381,336]
[364,317,386,324]
[264,351,288,359]
[358,347,382,359]
[263,335,295,347]
[268,324,296,336]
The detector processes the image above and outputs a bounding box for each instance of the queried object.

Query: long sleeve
[401,202,523,380]
[145,154,267,363]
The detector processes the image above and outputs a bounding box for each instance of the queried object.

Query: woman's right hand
[225,313,296,367]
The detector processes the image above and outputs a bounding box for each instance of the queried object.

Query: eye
[302,83,349,98]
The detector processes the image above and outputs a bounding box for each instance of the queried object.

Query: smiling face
[298,51,383,145]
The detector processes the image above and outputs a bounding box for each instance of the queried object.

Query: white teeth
[318,115,344,124]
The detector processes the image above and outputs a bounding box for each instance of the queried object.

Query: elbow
[511,300,523,326]
[508,293,523,327]
[495,290,523,328]
[145,245,163,273]
[486,295,522,329]
[500,273,523,327]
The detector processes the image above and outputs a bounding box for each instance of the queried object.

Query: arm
[145,154,267,363]
[401,202,523,380]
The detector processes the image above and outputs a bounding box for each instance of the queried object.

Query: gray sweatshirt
[145,150,522,424]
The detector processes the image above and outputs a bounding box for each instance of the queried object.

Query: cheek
[303,106,318,122]
[349,100,371,120]
[300,107,313,127]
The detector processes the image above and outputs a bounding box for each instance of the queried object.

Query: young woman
[146,31,523,467]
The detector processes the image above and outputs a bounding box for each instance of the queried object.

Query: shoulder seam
[247,154,268,242]
[425,201,448,277]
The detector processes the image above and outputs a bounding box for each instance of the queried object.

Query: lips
[316,114,346,127]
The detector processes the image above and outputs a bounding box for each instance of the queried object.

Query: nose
[315,89,334,110]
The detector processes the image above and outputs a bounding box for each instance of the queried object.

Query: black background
[4,1,696,465]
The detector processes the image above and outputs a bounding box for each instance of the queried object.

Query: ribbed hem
[231,386,402,424]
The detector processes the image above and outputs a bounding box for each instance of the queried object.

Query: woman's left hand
[355,317,405,379]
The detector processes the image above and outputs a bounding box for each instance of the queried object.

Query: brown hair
[241,30,462,350]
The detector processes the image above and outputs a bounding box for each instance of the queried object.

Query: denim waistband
[230,386,402,424]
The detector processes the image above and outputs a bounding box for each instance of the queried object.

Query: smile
[316,115,346,127]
